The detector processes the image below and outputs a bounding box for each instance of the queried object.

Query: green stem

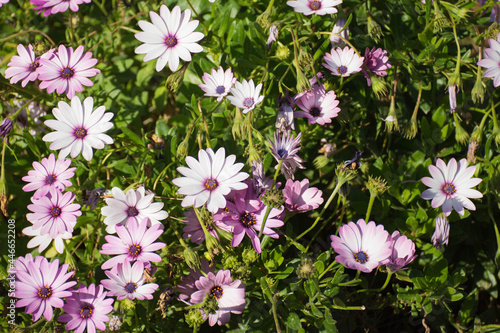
[185,0,208,35]
[318,260,337,280]
[0,30,55,45]
[258,206,272,239]
[331,304,366,311]
[351,271,393,295]
[197,99,211,148]
[365,192,376,222]
[487,193,500,267]
[271,294,282,333]
[169,216,189,249]
[491,96,500,131]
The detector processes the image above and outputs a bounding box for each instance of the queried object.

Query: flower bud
[367,16,383,42]
[366,176,389,196]
[370,75,389,99]
[454,117,469,145]
[331,17,348,47]
[298,50,314,70]
[276,43,291,61]
[256,11,272,30]
[0,119,13,139]
[471,75,486,104]
[166,67,186,92]
[242,247,259,264]
[185,309,204,328]
[296,257,316,279]
[183,247,200,271]
[261,188,285,209]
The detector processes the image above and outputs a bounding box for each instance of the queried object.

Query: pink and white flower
[295,84,341,125]
[362,47,391,86]
[30,0,91,16]
[22,222,73,254]
[386,231,417,271]
[227,79,264,114]
[283,178,323,213]
[268,131,306,180]
[478,32,500,87]
[198,67,236,101]
[323,46,364,77]
[286,0,342,16]
[432,215,450,250]
[4,44,52,87]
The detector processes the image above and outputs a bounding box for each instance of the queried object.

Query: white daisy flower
[323,46,364,77]
[226,79,264,114]
[43,96,114,161]
[286,0,342,16]
[134,5,204,72]
[477,32,500,87]
[198,67,237,101]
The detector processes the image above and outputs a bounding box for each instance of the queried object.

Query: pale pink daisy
[58,283,114,333]
[295,84,341,125]
[101,261,159,301]
[283,178,323,213]
[330,219,392,273]
[286,0,342,16]
[178,259,215,301]
[386,231,417,272]
[172,147,249,214]
[101,187,169,234]
[37,45,100,99]
[0,0,9,7]
[22,153,76,200]
[432,215,450,250]
[43,96,114,161]
[135,5,204,72]
[198,67,236,101]
[100,217,166,270]
[30,0,91,16]
[478,32,500,87]
[421,158,483,216]
[323,46,364,77]
[227,79,264,114]
[190,269,246,326]
[22,221,73,254]
[4,45,53,87]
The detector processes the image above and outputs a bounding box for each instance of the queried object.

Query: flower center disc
[354,251,368,263]
[338,65,348,75]
[127,206,139,217]
[45,174,57,185]
[442,183,456,195]
[49,206,62,217]
[210,286,224,300]
[205,222,214,232]
[124,282,137,293]
[61,67,75,79]
[165,36,178,47]
[309,0,321,10]
[37,286,52,299]
[80,305,94,319]
[74,127,87,139]
[243,98,254,108]
[240,212,256,227]
[204,178,219,191]
[310,106,321,117]
[28,61,40,72]
[216,86,226,94]
[128,244,142,257]
[277,148,288,158]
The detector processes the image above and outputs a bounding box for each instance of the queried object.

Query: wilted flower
[268,131,306,180]
[266,24,279,50]
[276,93,295,134]
[330,17,349,46]
[251,161,273,195]
[0,119,13,139]
[83,188,107,210]
[283,178,323,213]
[227,79,265,114]
[198,67,237,102]
[323,46,364,77]
[477,32,500,87]
[386,231,417,271]
[362,47,391,86]
[286,0,342,16]
[449,85,457,113]
[432,215,450,250]
[108,315,123,331]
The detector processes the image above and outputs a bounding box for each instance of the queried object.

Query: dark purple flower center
[277,148,288,158]
[309,0,321,10]
[243,97,254,108]
[49,206,62,217]
[61,67,75,79]
[216,85,226,94]
[37,286,52,299]
[354,251,368,263]
[45,174,57,185]
[80,305,94,319]
[124,282,137,293]
[240,212,256,227]
[128,244,142,257]
[28,60,40,72]
[442,183,456,195]
[204,178,219,191]
[165,36,178,47]
[338,65,348,75]
[210,286,223,300]
[310,106,321,117]
[205,222,214,232]
[127,206,139,217]
[74,126,87,139]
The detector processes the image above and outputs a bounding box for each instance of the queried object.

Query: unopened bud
[367,16,383,42]
[276,43,291,61]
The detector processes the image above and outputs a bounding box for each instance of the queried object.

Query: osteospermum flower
[178,259,215,301]
[27,188,81,238]
[386,231,417,271]
[286,0,342,16]
[421,158,483,216]
[135,5,204,72]
[268,131,306,179]
[190,269,246,326]
[362,47,391,86]
[58,283,114,333]
[283,178,323,213]
[330,219,392,273]
[295,84,341,125]
[101,261,159,300]
[323,46,364,77]
[172,147,249,214]
[37,45,100,99]
[43,96,114,161]
[22,222,73,254]
[14,256,77,322]
[100,217,166,270]
[30,0,91,16]
[227,79,264,114]
[198,67,236,101]
[22,153,76,200]
[477,32,500,87]
[101,187,168,234]
[432,215,450,250]
[4,44,52,87]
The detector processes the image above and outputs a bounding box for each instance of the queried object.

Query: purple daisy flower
[100,217,166,270]
[283,178,323,213]
[37,45,100,99]
[226,79,265,114]
[27,188,82,238]
[268,131,305,180]
[362,47,391,86]
[14,256,77,322]
[4,45,53,87]
[198,66,237,102]
[101,261,159,301]
[330,219,392,273]
[295,84,341,125]
[323,46,364,77]
[478,32,500,87]
[134,5,204,72]
[286,0,342,16]
[190,269,246,326]
[386,231,417,271]
[421,158,483,216]
[14,253,44,275]
[101,186,168,234]
[30,0,91,16]
[432,215,450,250]
[43,96,114,161]
[172,147,249,214]
[22,153,76,200]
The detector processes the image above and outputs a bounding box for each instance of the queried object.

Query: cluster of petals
[189,269,246,326]
[295,84,341,125]
[432,215,450,250]
[331,18,349,46]
[199,66,237,101]
[269,131,306,180]
[283,178,323,213]
[43,96,113,161]
[14,255,76,322]
[362,47,391,86]
[386,231,417,272]
[30,0,91,16]
[276,93,295,134]
[135,5,204,72]
[323,46,364,77]
[286,0,342,16]
[178,259,214,301]
[101,261,159,300]
[58,283,114,333]
[227,79,265,114]
[173,147,249,214]
[4,44,53,87]
[37,45,100,99]
[477,32,500,87]
[420,158,483,216]
[101,186,169,234]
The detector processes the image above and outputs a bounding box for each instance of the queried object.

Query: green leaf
[120,127,144,146]
[286,313,302,330]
